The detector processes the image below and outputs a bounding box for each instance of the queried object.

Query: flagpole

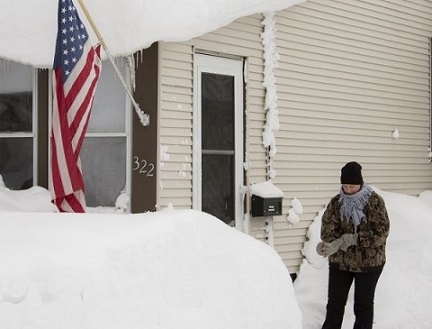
[75,0,150,126]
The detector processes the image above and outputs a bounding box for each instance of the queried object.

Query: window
[0,60,34,190]
[0,58,131,208]
[79,59,130,207]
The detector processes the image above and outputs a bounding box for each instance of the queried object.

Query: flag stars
[55,0,92,81]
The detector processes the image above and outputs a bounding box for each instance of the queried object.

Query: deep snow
[0,178,302,329]
[295,187,432,329]
[1,178,432,328]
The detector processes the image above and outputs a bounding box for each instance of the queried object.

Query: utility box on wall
[251,195,282,217]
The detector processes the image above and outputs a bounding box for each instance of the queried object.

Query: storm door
[193,54,244,229]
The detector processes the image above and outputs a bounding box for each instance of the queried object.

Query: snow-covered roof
[0,0,305,67]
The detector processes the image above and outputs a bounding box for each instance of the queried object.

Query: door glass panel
[202,73,234,150]
[80,137,126,207]
[202,154,234,225]
[201,72,235,225]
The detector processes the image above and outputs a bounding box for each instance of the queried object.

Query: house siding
[159,15,270,241]
[158,0,432,273]
[159,43,195,209]
[272,0,432,272]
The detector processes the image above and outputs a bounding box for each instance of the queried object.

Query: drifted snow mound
[0,209,302,329]
[0,176,57,212]
[294,188,432,329]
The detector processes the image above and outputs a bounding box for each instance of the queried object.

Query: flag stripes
[50,0,102,212]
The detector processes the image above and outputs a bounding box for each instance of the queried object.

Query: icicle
[126,54,136,91]
[0,58,10,75]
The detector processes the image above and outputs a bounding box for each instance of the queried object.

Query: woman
[317,161,390,329]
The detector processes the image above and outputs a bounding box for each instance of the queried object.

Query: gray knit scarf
[338,183,373,228]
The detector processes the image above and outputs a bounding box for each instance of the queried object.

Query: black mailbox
[251,195,282,217]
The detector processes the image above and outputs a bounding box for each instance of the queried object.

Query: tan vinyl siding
[159,0,432,274]
[159,15,270,245]
[272,0,432,272]
[159,43,194,209]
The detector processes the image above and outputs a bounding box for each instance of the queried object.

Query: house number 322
[132,156,155,177]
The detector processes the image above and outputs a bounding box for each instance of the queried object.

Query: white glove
[340,233,358,251]
[316,233,358,257]
[316,239,342,257]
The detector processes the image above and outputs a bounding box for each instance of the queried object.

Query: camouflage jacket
[321,191,390,272]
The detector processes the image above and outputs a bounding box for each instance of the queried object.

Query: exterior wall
[272,0,432,272]
[158,43,196,209]
[159,15,270,240]
[158,0,432,273]
[131,45,159,213]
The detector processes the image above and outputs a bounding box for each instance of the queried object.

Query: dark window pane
[201,73,234,151]
[0,92,32,132]
[0,137,33,189]
[202,154,234,224]
[80,137,126,207]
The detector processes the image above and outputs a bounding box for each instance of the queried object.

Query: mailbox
[251,195,282,217]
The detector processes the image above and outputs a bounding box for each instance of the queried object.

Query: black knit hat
[340,161,363,185]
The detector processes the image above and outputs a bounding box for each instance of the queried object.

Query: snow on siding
[159,14,272,246]
[158,0,432,274]
[271,0,432,267]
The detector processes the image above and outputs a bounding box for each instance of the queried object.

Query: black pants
[322,266,383,329]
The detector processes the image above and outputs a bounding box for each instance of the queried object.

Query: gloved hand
[340,233,358,251]
[316,238,342,257]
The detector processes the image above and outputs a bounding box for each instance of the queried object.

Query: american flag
[51,0,102,212]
